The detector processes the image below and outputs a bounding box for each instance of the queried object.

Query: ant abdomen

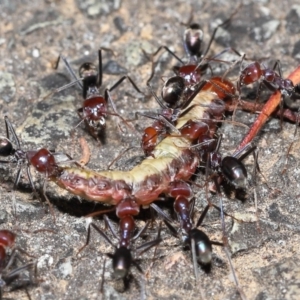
[0,137,14,157]
[183,23,203,58]
[109,246,132,280]
[221,156,248,188]
[161,76,185,108]
[189,229,212,265]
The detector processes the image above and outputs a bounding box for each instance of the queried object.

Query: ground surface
[0,0,300,299]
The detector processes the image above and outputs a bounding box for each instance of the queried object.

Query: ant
[78,196,162,290]
[0,116,60,193]
[55,48,144,140]
[0,116,74,221]
[198,134,253,191]
[150,181,230,278]
[145,5,241,90]
[0,230,36,299]
[237,59,300,111]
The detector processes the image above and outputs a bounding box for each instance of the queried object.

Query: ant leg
[135,221,162,255]
[108,75,144,95]
[272,60,285,129]
[103,214,119,240]
[95,47,115,87]
[133,220,150,241]
[195,204,210,228]
[4,247,35,272]
[97,48,103,87]
[272,59,282,76]
[104,89,138,135]
[77,222,115,255]
[143,46,184,65]
[107,146,139,170]
[41,179,56,223]
[146,81,167,109]
[233,142,255,160]
[99,257,106,294]
[221,52,245,83]
[142,46,184,84]
[4,116,21,148]
[150,203,174,224]
[202,3,241,58]
[13,167,23,191]
[142,221,163,280]
[55,55,83,90]
[217,192,246,300]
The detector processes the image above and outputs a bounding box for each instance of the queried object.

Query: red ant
[78,197,161,292]
[0,116,73,221]
[145,6,241,91]
[0,230,36,299]
[150,180,246,300]
[237,59,300,110]
[55,48,143,140]
[0,116,59,192]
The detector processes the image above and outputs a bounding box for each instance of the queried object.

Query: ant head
[161,76,185,108]
[0,230,16,248]
[0,137,14,157]
[239,62,263,87]
[189,228,212,265]
[108,246,132,280]
[28,148,57,176]
[183,23,203,58]
[0,230,16,268]
[221,156,248,189]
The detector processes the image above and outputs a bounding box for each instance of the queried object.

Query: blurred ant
[0,230,36,299]
[55,48,144,140]
[78,197,162,291]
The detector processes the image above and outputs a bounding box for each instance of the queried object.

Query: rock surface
[0,0,300,299]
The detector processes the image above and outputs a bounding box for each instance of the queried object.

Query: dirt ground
[0,0,300,299]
